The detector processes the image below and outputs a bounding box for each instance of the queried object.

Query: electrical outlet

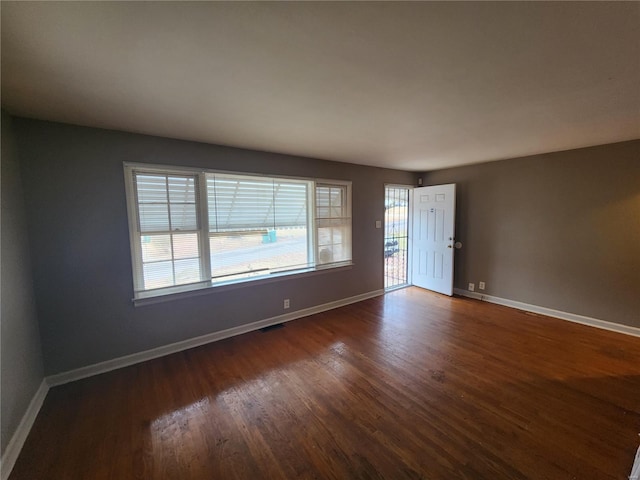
[479,281,485,290]
[468,283,475,292]
[283,299,290,309]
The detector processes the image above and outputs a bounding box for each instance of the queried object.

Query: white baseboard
[453,288,640,338]
[454,288,483,300]
[1,290,384,479]
[0,379,49,480]
[47,289,385,387]
[3,289,635,480]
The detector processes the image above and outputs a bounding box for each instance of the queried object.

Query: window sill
[132,263,354,307]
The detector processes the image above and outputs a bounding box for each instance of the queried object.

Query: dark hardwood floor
[10,288,640,479]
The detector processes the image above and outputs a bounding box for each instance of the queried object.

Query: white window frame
[124,163,352,305]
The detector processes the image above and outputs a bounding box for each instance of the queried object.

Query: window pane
[139,203,170,232]
[136,175,167,203]
[209,177,274,230]
[174,258,201,285]
[210,227,308,280]
[140,234,200,289]
[317,206,330,218]
[136,173,198,233]
[173,233,199,259]
[318,241,349,264]
[169,203,198,231]
[330,188,343,207]
[317,218,350,229]
[330,244,345,261]
[141,234,172,262]
[210,232,263,277]
[208,176,309,231]
[318,226,343,246]
[316,185,347,219]
[273,182,308,227]
[167,176,196,203]
[143,261,174,289]
[168,175,198,230]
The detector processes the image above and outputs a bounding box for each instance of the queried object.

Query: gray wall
[424,140,640,328]
[1,113,45,454]
[13,117,417,375]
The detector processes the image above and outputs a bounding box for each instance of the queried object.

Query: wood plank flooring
[10,288,640,479]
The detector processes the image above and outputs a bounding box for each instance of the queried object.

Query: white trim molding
[3,290,384,479]
[47,289,385,387]
[1,380,49,480]
[453,288,640,338]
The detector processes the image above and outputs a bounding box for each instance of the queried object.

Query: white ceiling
[2,2,639,172]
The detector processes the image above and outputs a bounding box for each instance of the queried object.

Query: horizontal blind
[133,172,202,290]
[135,173,199,233]
[316,183,352,266]
[207,174,308,231]
[126,164,353,299]
[206,173,311,281]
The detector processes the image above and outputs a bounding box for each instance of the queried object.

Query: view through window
[126,164,352,300]
[384,186,410,290]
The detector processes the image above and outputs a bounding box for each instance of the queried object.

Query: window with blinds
[316,184,351,266]
[124,164,352,301]
[207,174,312,281]
[133,173,203,290]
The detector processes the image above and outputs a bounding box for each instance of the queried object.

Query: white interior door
[411,184,456,295]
